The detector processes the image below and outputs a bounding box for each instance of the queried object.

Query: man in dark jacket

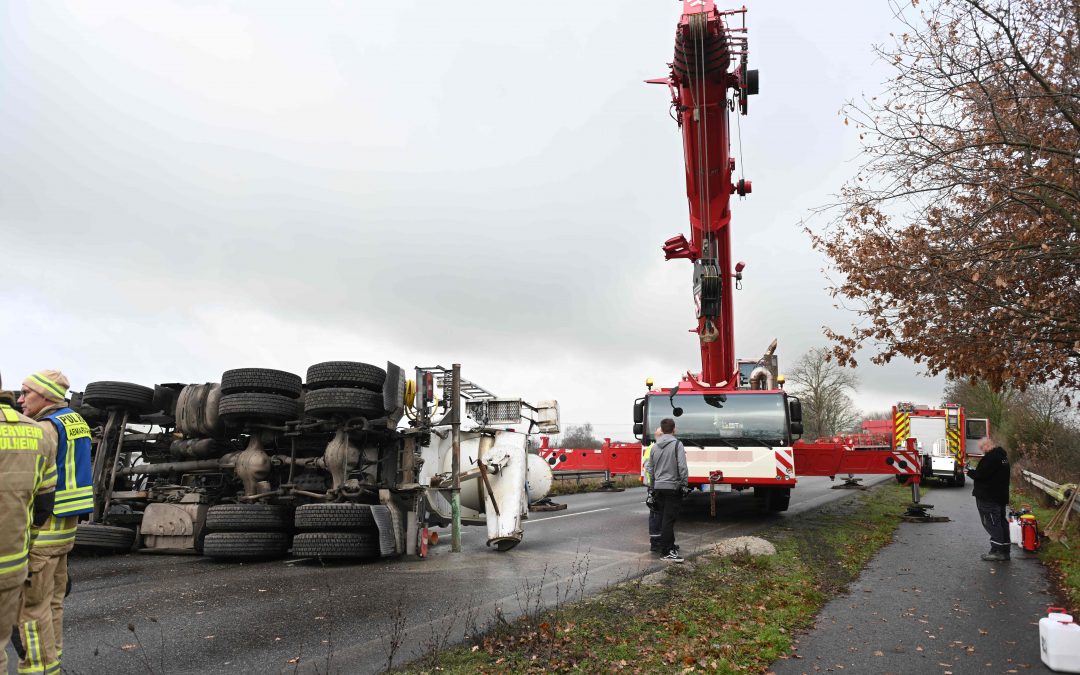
[644,418,688,563]
[967,438,1011,561]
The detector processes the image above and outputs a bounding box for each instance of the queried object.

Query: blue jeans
[976,499,1010,553]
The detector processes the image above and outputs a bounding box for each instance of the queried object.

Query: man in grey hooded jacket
[645,418,689,562]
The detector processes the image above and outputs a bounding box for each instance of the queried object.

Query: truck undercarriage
[70,362,558,560]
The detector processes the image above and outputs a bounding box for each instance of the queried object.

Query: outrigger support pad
[901,502,950,523]
[529,498,567,512]
[832,475,867,490]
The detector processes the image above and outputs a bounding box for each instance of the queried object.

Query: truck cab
[633,381,802,512]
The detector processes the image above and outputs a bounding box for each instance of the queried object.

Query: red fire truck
[890,403,990,485]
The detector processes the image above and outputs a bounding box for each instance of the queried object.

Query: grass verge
[547,475,644,497]
[402,483,913,673]
[1013,487,1080,614]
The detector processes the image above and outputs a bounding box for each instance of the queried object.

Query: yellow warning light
[645,377,654,389]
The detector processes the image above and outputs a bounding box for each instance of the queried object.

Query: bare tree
[943,377,1079,473]
[943,377,1018,438]
[556,423,603,449]
[810,0,1080,395]
[787,348,862,439]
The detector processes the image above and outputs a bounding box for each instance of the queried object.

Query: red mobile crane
[634,2,919,511]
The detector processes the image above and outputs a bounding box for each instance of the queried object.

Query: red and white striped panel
[775,448,795,479]
[892,450,921,474]
[537,448,566,467]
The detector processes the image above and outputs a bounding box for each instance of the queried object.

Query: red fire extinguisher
[1019,513,1040,553]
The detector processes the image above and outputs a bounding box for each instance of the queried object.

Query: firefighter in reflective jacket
[17,370,88,675]
[0,374,57,675]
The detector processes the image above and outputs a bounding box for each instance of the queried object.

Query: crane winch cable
[698,13,712,266]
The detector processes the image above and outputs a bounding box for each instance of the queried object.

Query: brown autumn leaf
[813,0,1080,395]
[121,644,138,652]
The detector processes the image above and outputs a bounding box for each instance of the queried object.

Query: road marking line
[526,507,610,523]
[284,558,313,564]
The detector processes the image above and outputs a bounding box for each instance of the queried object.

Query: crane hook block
[700,320,720,344]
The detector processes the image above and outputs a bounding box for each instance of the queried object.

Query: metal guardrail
[551,470,610,482]
[1021,469,1079,515]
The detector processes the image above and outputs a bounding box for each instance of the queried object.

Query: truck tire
[294,503,376,531]
[954,473,966,487]
[220,368,302,399]
[219,393,302,423]
[768,487,790,512]
[305,362,385,392]
[754,486,790,513]
[74,523,136,553]
[303,388,383,419]
[203,532,289,560]
[895,475,909,485]
[205,504,291,532]
[291,532,379,560]
[83,381,155,413]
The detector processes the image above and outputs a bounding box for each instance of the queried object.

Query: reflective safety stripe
[46,662,61,675]
[40,463,57,489]
[33,528,77,546]
[54,486,92,502]
[54,486,92,515]
[0,552,29,576]
[19,619,42,673]
[53,498,93,515]
[1,404,18,422]
[30,372,67,401]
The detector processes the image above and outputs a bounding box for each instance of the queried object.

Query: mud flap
[139,502,208,553]
[370,504,399,558]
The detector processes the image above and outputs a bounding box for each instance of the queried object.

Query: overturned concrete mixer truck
[68,362,559,560]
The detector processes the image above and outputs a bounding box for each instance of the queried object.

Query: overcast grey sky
[0,1,946,440]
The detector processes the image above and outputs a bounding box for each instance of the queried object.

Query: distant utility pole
[451,363,461,553]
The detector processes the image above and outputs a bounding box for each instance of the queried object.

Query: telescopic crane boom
[651,1,757,386]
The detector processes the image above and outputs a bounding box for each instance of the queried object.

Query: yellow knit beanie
[23,369,70,403]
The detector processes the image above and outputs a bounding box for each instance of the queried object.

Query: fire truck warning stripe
[893,412,910,447]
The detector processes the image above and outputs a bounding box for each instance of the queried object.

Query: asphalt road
[17,475,889,675]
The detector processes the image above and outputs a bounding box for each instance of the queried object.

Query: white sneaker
[661,551,684,563]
